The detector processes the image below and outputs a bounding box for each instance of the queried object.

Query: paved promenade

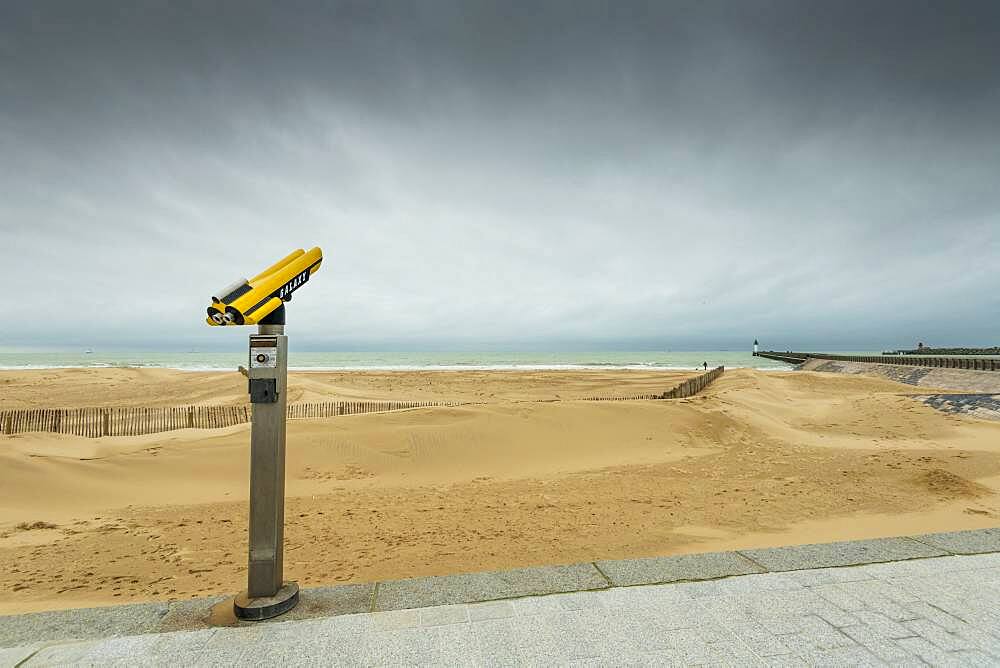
[3,530,1000,666]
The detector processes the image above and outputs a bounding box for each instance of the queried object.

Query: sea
[0,350,806,372]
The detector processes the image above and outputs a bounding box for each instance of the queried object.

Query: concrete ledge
[739,536,948,571]
[595,551,763,587]
[0,584,374,650]
[0,601,169,650]
[374,563,608,611]
[0,643,44,667]
[2,528,998,649]
[911,527,1000,555]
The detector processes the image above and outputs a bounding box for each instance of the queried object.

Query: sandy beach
[2,367,1000,614]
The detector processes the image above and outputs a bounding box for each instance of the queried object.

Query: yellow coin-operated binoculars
[206,247,322,620]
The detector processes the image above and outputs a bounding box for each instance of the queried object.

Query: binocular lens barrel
[213,278,251,304]
[205,247,322,326]
[225,306,246,325]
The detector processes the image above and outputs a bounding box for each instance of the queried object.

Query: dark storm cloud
[2,1,998,350]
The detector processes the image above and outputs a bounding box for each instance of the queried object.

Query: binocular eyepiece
[206,247,323,326]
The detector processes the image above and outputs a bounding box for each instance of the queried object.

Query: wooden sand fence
[660,365,725,399]
[583,393,664,401]
[0,400,451,438]
[1,368,726,438]
[582,366,725,401]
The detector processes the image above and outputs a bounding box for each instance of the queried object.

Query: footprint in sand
[965,507,994,517]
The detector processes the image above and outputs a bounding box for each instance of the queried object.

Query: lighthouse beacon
[753,339,759,355]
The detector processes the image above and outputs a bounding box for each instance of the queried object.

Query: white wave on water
[0,364,797,373]
[0,351,798,372]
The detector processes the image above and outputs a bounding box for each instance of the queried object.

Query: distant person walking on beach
[703,362,708,370]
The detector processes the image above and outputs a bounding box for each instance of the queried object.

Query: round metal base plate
[233,582,300,621]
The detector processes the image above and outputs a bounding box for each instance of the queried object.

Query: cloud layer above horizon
[2,1,998,351]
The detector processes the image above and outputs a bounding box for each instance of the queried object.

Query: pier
[755,351,999,372]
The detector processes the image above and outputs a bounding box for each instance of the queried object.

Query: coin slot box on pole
[249,378,276,403]
[248,336,279,404]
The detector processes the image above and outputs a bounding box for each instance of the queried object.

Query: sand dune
[2,368,999,614]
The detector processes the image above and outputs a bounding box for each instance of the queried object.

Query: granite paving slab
[911,527,1000,555]
[739,537,948,571]
[155,596,228,633]
[373,563,609,611]
[7,551,1000,667]
[3,529,999,653]
[0,601,169,649]
[267,583,374,621]
[0,643,43,668]
[595,550,764,586]
[0,584,377,650]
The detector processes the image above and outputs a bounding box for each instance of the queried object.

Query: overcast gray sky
[2,1,998,351]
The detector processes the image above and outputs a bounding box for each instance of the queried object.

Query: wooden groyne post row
[755,351,1000,372]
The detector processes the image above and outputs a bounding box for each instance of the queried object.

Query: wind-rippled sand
[2,368,1000,614]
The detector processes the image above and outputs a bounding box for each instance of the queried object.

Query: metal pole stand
[234,305,300,620]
